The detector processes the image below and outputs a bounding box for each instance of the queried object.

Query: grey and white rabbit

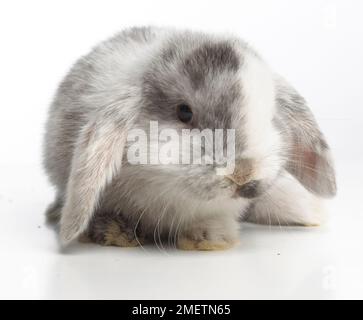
[44,27,336,250]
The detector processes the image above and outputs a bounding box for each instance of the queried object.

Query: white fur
[247,171,327,226]
[238,52,282,181]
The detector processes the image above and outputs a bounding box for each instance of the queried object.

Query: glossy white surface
[0,0,362,300]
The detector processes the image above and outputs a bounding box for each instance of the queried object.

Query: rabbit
[43,26,336,250]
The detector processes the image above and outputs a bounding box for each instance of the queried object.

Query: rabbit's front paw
[84,213,142,247]
[103,221,139,247]
[177,219,239,251]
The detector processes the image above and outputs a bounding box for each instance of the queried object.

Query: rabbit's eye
[177,104,193,123]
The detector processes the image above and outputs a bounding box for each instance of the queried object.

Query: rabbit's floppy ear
[275,76,336,198]
[59,111,134,245]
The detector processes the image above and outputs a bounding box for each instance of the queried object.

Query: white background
[0,0,362,299]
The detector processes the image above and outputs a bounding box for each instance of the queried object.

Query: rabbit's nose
[237,180,261,198]
[226,158,254,186]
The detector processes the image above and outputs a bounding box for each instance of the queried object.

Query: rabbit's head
[126,34,336,201]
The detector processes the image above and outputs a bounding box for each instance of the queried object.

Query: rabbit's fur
[44,27,336,250]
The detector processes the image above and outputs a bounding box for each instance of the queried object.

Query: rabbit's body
[44,27,336,250]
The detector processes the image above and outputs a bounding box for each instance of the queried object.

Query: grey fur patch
[182,41,241,89]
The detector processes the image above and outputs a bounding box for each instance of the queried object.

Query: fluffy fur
[43,27,336,250]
